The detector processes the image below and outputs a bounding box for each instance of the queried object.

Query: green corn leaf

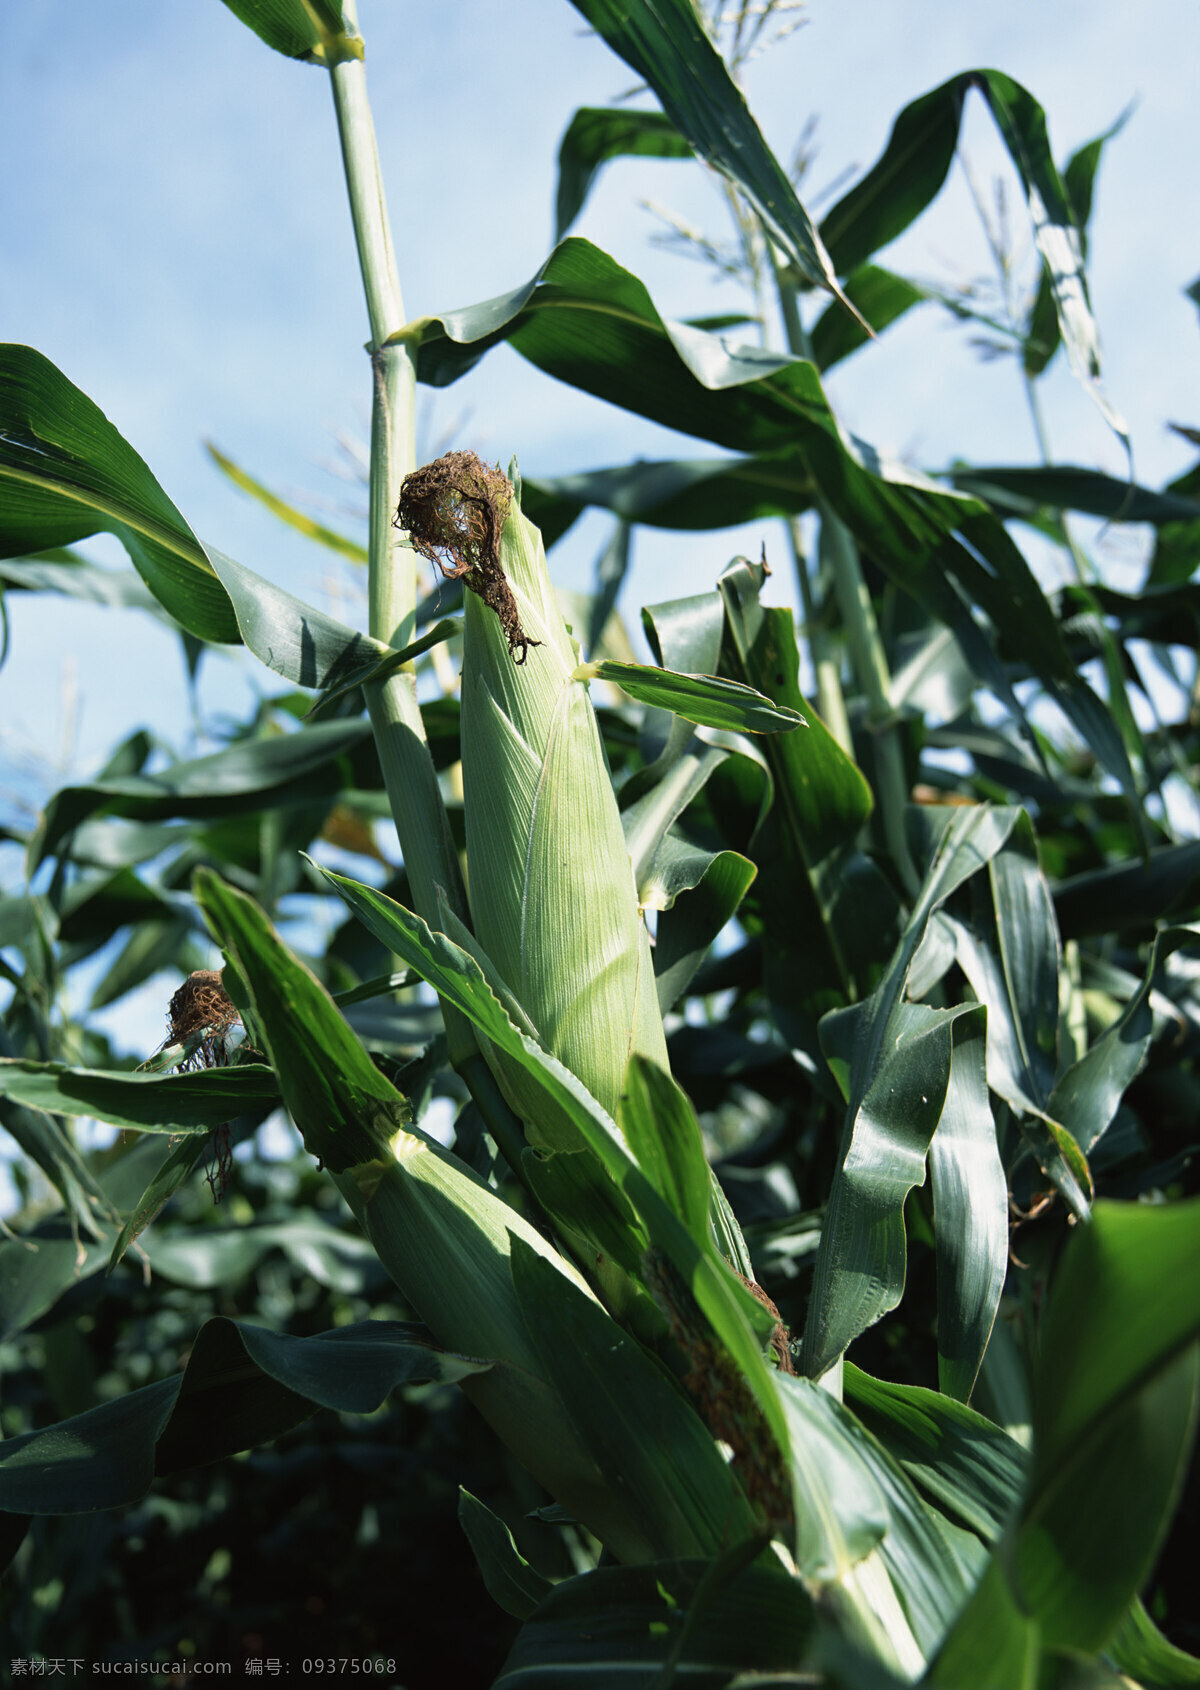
[652,843,757,1014]
[810,265,931,372]
[0,552,174,619]
[525,449,815,535]
[204,546,386,691]
[144,1217,376,1293]
[1,1226,115,1345]
[457,1488,554,1622]
[575,658,805,734]
[1105,1598,1200,1687]
[1023,107,1132,378]
[0,345,238,643]
[1047,926,1200,1156]
[0,1057,279,1134]
[0,1079,116,1241]
[804,808,1025,1377]
[217,0,347,62]
[947,465,1199,527]
[806,1003,971,1381]
[30,718,372,870]
[1148,460,1200,588]
[194,869,406,1173]
[554,106,693,240]
[776,1373,980,1672]
[618,1055,712,1249]
[843,1367,1027,1546]
[408,238,1136,797]
[926,1007,1007,1404]
[206,442,368,561]
[526,453,1200,543]
[931,1200,1200,1677]
[106,1133,212,1274]
[566,0,856,314]
[716,557,885,1048]
[0,1317,485,1515]
[492,1556,813,1689]
[89,918,208,1013]
[1054,841,1200,941]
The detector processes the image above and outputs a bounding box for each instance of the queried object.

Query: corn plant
[2,1,1199,1683]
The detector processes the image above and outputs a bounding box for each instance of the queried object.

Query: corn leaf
[1,1227,116,1345]
[206,442,367,561]
[524,450,815,536]
[1023,108,1132,379]
[217,0,346,62]
[804,808,1025,1378]
[0,1317,485,1516]
[0,345,238,643]
[0,1082,116,1240]
[409,239,1135,800]
[194,869,406,1173]
[0,553,173,619]
[457,1488,553,1622]
[931,1200,1200,1677]
[816,71,1126,449]
[106,1134,212,1274]
[653,845,757,1014]
[492,1557,813,1688]
[843,1367,1026,1546]
[805,1003,969,1381]
[618,1055,712,1249]
[776,1374,980,1668]
[810,265,931,372]
[1054,841,1200,941]
[0,1058,278,1134]
[577,658,804,734]
[1105,1598,1200,1687]
[716,557,886,1049]
[1047,925,1200,1154]
[554,106,693,240]
[204,546,386,691]
[926,1008,1007,1404]
[948,464,1199,526]
[566,0,854,314]
[30,718,372,869]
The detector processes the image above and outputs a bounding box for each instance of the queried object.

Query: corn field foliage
[1,1,1199,1683]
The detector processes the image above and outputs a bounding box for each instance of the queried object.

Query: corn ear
[400,453,667,1136]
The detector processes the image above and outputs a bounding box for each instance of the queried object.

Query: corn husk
[418,457,667,1137]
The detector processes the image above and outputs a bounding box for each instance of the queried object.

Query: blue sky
[1,0,1197,1077]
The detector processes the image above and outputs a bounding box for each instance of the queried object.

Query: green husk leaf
[575,658,805,734]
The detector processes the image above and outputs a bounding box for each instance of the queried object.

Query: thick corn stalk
[399,453,667,1143]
